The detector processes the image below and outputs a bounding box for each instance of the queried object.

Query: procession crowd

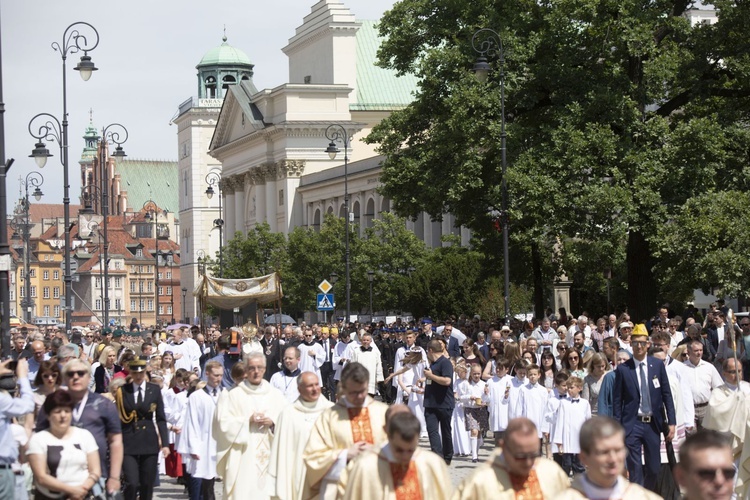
[0,302,747,499]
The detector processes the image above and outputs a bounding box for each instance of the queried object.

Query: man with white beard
[268,372,333,500]
[298,329,326,387]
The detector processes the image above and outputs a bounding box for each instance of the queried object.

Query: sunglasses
[694,467,735,482]
[65,370,88,378]
[568,356,579,360]
[43,373,58,379]
[506,450,542,461]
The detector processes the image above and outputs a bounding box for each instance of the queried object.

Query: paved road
[154,435,496,498]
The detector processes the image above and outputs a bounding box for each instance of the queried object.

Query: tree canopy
[368,0,750,320]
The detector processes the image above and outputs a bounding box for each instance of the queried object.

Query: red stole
[509,469,544,500]
[347,407,374,444]
[390,460,422,500]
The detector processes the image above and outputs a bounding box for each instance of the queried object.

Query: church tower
[174,34,255,323]
[79,113,101,209]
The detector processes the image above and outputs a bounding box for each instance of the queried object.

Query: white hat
[619,321,633,330]
[500,325,511,332]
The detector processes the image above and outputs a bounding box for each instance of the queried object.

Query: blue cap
[421,317,433,324]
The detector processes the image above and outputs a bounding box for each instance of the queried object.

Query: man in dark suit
[260,326,282,381]
[317,326,336,400]
[441,322,462,359]
[613,324,676,492]
[118,359,170,500]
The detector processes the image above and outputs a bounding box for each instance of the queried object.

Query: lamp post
[196,250,206,333]
[471,28,510,324]
[329,272,339,324]
[367,270,374,316]
[324,125,350,325]
[167,251,174,324]
[144,201,159,328]
[28,22,99,335]
[98,123,127,328]
[10,172,44,323]
[205,171,224,277]
[181,286,187,324]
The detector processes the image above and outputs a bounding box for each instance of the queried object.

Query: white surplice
[552,398,592,454]
[298,342,326,386]
[487,374,513,432]
[183,386,220,479]
[519,382,550,438]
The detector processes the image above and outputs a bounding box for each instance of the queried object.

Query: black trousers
[122,453,158,500]
[321,362,335,401]
[425,407,453,464]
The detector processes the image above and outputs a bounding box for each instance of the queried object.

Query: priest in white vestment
[453,418,569,499]
[303,362,389,500]
[298,332,326,387]
[184,360,223,496]
[213,353,288,500]
[338,409,452,500]
[268,372,333,500]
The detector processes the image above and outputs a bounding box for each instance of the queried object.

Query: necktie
[639,363,652,414]
[137,386,143,405]
[213,388,217,396]
[325,341,329,362]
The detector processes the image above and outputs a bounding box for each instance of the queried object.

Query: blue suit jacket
[446,336,461,358]
[612,356,676,434]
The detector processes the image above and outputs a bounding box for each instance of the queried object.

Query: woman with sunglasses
[481,341,504,381]
[562,348,587,378]
[27,389,101,500]
[32,360,62,418]
[539,352,558,391]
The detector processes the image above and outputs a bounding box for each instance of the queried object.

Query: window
[43,287,50,299]
[130,280,136,293]
[140,299,145,311]
[9,289,14,300]
[43,306,50,316]
[158,272,163,280]
[19,288,24,298]
[115,277,122,288]
[30,286,36,298]
[107,277,112,289]
[131,265,137,273]
[95,299,102,310]
[136,248,143,257]
[158,305,164,314]
[29,269,36,278]
[115,299,121,311]
[114,261,122,270]
[43,270,49,280]
[147,299,153,311]
[131,299,137,311]
[167,286,172,296]
[158,286,163,296]
[167,306,173,315]
[166,271,172,279]
[95,278,101,288]
[148,281,153,292]
[139,281,144,293]
[53,306,60,317]
[53,287,60,298]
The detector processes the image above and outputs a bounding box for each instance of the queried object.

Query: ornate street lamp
[205,171,224,277]
[324,125,351,325]
[10,172,44,323]
[28,21,100,334]
[471,27,510,324]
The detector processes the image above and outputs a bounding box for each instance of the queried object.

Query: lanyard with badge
[72,392,89,427]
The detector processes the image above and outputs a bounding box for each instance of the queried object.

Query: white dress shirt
[683,358,723,404]
[633,357,650,415]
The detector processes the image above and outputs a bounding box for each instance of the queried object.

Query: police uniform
[116,359,169,500]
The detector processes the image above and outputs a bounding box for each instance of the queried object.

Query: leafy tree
[218,223,287,280]
[369,0,750,319]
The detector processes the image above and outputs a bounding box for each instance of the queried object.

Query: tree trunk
[626,230,658,323]
[531,241,545,319]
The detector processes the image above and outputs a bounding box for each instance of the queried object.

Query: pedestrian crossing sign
[317,293,335,311]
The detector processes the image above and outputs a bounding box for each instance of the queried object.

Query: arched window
[205,76,217,98]
[221,75,236,93]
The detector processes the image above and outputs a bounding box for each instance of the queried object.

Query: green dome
[197,36,253,68]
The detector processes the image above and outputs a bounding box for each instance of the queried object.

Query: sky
[1,0,396,211]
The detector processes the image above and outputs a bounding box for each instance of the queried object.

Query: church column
[233,175,246,236]
[461,226,471,246]
[278,160,305,233]
[373,191,381,221]
[221,179,236,243]
[423,212,433,248]
[441,214,452,247]
[264,163,277,232]
[254,167,266,227]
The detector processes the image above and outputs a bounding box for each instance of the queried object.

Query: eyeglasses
[694,467,735,482]
[85,335,94,338]
[65,370,88,378]
[568,355,579,360]
[43,373,58,379]
[741,323,750,328]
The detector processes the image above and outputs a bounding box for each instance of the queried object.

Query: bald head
[385,404,411,426]
[297,371,321,402]
[30,341,46,362]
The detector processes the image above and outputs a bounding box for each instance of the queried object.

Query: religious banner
[194,272,283,309]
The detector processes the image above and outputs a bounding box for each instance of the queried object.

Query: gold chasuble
[303,396,388,500]
[452,451,569,500]
[338,444,452,500]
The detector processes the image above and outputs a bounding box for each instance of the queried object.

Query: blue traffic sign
[316,293,334,311]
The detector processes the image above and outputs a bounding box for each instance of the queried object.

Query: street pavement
[154,435,496,498]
